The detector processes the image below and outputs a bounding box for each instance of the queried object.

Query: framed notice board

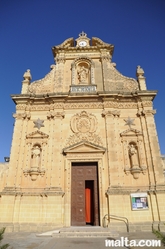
[130,193,149,210]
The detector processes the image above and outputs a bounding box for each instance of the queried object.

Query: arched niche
[71,57,95,85]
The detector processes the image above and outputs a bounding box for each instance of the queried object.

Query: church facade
[0,32,165,232]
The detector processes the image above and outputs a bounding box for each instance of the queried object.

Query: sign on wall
[130,193,149,210]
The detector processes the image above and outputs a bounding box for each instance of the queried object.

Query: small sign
[130,193,149,210]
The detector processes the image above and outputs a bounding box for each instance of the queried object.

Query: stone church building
[0,32,165,232]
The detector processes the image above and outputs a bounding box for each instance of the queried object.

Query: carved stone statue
[31,145,41,168]
[129,144,139,167]
[77,66,88,84]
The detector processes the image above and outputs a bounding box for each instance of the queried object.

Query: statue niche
[77,63,90,85]
[24,144,44,181]
[31,144,41,169]
[128,142,141,179]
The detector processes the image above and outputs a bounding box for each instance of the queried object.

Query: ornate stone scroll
[66,111,102,146]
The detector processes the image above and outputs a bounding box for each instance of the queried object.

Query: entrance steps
[37,226,119,238]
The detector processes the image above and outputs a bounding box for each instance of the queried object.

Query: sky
[0,0,165,162]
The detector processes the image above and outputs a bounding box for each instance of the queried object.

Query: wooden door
[71,162,99,226]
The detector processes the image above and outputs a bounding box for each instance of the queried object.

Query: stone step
[52,232,119,238]
[37,227,119,238]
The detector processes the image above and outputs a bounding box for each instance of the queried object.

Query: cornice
[11,90,157,106]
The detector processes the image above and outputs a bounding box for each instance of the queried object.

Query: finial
[79,31,87,37]
[23,69,32,81]
[136,65,144,78]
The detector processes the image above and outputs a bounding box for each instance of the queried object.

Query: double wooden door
[71,162,99,226]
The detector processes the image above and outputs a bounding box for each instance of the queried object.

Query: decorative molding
[120,128,142,137]
[26,130,49,146]
[16,104,27,110]
[106,186,153,195]
[23,167,45,181]
[66,132,103,147]
[30,105,50,111]
[63,141,106,155]
[141,101,153,107]
[1,187,65,196]
[103,101,137,109]
[64,102,103,109]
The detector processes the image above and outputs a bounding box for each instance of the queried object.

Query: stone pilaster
[142,109,164,185]
[100,50,111,91]
[102,110,120,186]
[7,112,30,187]
[47,111,65,188]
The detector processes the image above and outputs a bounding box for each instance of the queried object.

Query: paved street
[3,233,115,249]
[2,230,165,249]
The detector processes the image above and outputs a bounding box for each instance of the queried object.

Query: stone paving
[2,228,165,249]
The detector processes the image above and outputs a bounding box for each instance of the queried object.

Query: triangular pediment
[120,128,142,136]
[63,141,106,154]
[26,130,49,139]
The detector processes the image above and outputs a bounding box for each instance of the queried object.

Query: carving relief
[67,111,102,146]
[77,66,89,84]
[105,63,139,92]
[71,111,97,133]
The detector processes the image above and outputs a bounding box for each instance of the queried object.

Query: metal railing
[103,214,129,232]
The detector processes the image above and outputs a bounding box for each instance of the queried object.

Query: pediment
[26,130,49,139]
[63,141,106,154]
[120,128,142,137]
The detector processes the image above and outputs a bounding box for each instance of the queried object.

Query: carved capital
[102,110,120,118]
[142,110,156,116]
[47,111,65,120]
[101,55,111,62]
[13,112,31,120]
[56,56,65,64]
